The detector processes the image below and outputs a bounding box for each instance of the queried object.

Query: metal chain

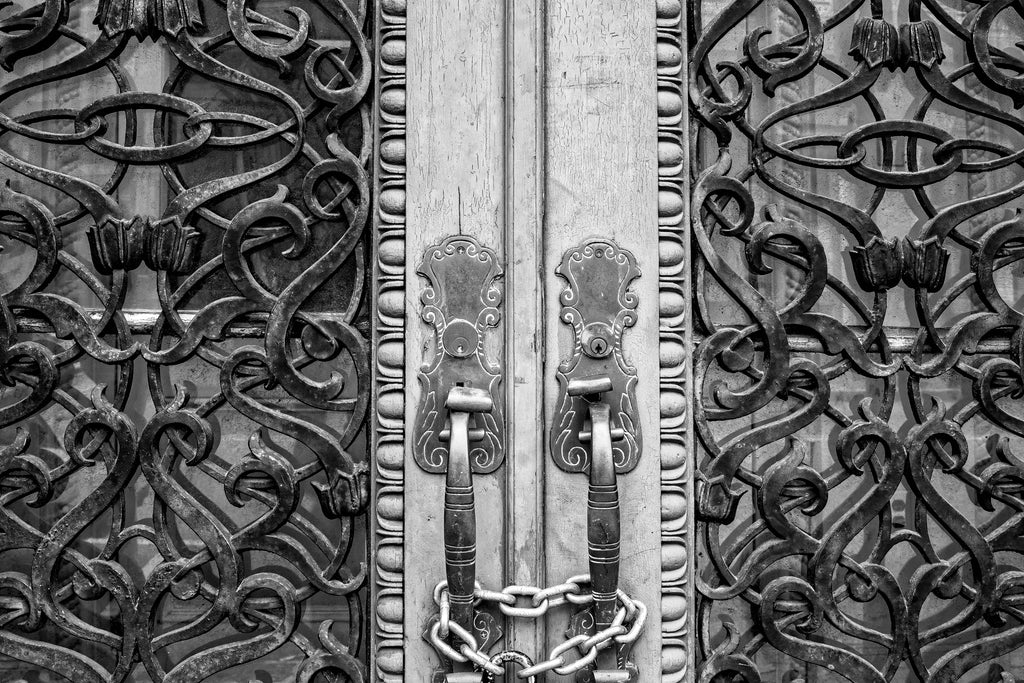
[427,574,647,679]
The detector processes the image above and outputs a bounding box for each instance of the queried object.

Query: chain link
[497,586,550,618]
[427,574,647,680]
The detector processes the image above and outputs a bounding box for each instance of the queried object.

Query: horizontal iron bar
[692,326,1014,355]
[15,310,371,338]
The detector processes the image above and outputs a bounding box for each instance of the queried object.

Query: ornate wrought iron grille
[0,0,372,678]
[691,0,1024,679]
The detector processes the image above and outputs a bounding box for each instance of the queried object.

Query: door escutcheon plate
[551,239,641,474]
[414,235,505,473]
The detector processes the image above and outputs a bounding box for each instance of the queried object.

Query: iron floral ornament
[850,235,903,292]
[86,215,202,274]
[902,235,949,292]
[849,16,899,69]
[143,215,202,272]
[86,215,146,273]
[95,0,203,40]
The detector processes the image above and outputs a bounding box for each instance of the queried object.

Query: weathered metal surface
[0,0,372,678]
[414,235,505,474]
[551,240,642,474]
[427,574,647,680]
[581,400,620,634]
[562,375,622,639]
[442,386,492,632]
[692,0,1024,678]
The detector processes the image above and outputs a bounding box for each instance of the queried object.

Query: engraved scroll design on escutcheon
[551,239,642,474]
[414,235,505,473]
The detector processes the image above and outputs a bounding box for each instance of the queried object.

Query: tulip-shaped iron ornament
[95,0,203,40]
[315,462,370,518]
[899,20,944,70]
[86,215,145,274]
[87,215,202,274]
[143,216,202,273]
[851,236,903,292]
[903,236,949,292]
[849,16,899,69]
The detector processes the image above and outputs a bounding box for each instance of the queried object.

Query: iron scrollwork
[0,0,373,679]
[692,0,1024,677]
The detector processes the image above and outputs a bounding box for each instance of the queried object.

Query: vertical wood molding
[503,0,547,660]
[372,0,408,678]
[656,0,691,680]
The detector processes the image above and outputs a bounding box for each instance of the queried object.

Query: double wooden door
[394,2,662,679]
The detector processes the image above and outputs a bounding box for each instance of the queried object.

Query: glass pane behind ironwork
[692,0,1024,679]
[0,0,371,679]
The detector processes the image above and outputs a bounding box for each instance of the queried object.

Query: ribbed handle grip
[444,410,476,630]
[587,401,620,630]
[442,387,491,632]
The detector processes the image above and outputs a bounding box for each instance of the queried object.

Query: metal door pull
[442,385,493,631]
[568,375,621,631]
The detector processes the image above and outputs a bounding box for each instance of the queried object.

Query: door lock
[415,235,505,475]
[551,239,642,474]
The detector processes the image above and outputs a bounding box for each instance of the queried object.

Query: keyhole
[442,319,478,358]
[581,322,614,359]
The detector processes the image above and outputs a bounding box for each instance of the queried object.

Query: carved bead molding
[656,0,690,680]
[372,0,408,678]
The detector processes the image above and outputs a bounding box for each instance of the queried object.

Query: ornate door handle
[415,236,505,475]
[442,385,493,631]
[425,371,647,678]
[421,237,648,678]
[551,240,641,475]
[550,240,644,678]
[568,375,621,631]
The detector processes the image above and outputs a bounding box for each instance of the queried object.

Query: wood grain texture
[543,0,662,675]
[503,0,547,662]
[401,1,673,678]
[405,0,507,677]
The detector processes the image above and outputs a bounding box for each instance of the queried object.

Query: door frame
[655,2,693,680]
[368,1,694,678]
